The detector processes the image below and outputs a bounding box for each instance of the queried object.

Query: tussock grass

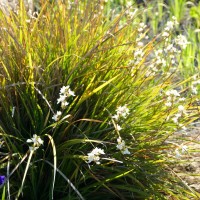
[0,1,200,199]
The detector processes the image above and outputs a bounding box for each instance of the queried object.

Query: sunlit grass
[0,1,200,199]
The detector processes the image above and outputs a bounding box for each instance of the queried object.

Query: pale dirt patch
[170,125,200,194]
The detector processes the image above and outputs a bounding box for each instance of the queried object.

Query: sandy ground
[170,124,200,194]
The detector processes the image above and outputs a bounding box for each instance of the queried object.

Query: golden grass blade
[45,134,57,200]
[78,74,120,105]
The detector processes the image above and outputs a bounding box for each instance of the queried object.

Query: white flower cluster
[87,147,105,164]
[111,105,131,155]
[165,89,188,126]
[52,85,75,121]
[175,34,189,50]
[130,22,149,72]
[52,111,62,121]
[124,3,138,19]
[165,89,180,107]
[191,76,200,95]
[154,49,166,65]
[112,105,130,120]
[146,65,158,77]
[164,36,188,67]
[154,17,190,70]
[136,22,148,48]
[137,22,147,33]
[132,49,145,66]
[27,134,44,151]
[126,1,132,7]
[116,124,122,131]
[146,25,189,78]
[146,49,167,77]
[164,43,180,65]
[172,105,187,124]
[57,85,75,108]
[116,137,130,155]
[162,16,178,38]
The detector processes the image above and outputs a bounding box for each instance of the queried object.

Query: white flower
[116,105,130,118]
[60,85,75,97]
[27,134,44,151]
[87,147,105,164]
[112,105,130,120]
[116,137,130,155]
[68,88,75,97]
[165,44,173,52]
[61,101,69,109]
[122,148,130,155]
[178,97,185,102]
[116,124,122,131]
[52,111,62,121]
[191,86,198,95]
[165,102,172,107]
[175,35,189,49]
[172,16,178,22]
[92,147,105,155]
[57,95,67,104]
[162,18,178,38]
[138,22,146,32]
[169,54,175,59]
[171,59,176,64]
[127,1,132,7]
[172,111,183,124]
[116,138,125,150]
[112,114,119,120]
[137,42,144,47]
[178,105,185,112]
[165,17,178,30]
[60,85,70,94]
[139,22,145,27]
[171,90,180,97]
[176,112,182,117]
[166,89,180,97]
[172,116,179,124]
[162,31,169,37]
[166,21,174,30]
[87,153,99,164]
[134,49,144,58]
[150,65,158,72]
[27,134,43,146]
[154,49,163,56]
[57,85,76,110]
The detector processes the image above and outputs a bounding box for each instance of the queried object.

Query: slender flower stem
[16,150,34,200]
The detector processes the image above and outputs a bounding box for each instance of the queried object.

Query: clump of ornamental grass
[0,1,200,200]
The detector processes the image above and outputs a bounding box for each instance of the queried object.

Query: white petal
[27,139,33,143]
